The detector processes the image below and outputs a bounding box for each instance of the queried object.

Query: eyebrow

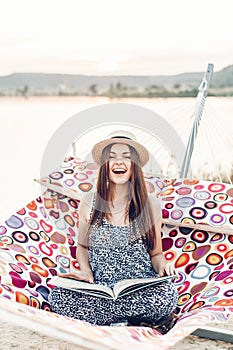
[109,151,131,155]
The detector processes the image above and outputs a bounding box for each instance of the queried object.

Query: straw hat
[92,130,149,167]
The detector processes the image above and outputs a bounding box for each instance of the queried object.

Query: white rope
[180,64,214,178]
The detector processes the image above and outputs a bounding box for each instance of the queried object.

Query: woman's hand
[58,269,94,284]
[150,253,177,277]
[157,262,177,277]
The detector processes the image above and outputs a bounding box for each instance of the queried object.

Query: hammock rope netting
[0,157,233,349]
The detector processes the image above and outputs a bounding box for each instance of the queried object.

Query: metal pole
[180,63,214,178]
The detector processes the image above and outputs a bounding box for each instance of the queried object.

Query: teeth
[113,169,126,174]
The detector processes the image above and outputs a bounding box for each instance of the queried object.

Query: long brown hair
[88,143,156,250]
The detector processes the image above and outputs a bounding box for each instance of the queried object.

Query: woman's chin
[110,176,130,185]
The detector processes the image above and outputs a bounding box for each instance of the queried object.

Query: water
[0,96,233,222]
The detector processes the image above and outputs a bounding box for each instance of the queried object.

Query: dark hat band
[110,136,132,140]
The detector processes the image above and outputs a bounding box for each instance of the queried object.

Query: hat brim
[92,137,149,167]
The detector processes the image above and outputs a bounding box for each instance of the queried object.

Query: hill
[211,65,233,87]
[0,65,232,97]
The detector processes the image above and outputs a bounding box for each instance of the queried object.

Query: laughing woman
[49,130,178,329]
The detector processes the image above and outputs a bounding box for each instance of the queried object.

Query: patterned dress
[49,201,178,325]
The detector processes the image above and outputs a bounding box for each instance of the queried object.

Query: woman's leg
[49,287,121,325]
[118,281,178,322]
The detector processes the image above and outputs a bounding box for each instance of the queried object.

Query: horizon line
[3,63,231,79]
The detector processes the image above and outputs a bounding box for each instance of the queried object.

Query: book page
[50,276,114,298]
[113,275,176,298]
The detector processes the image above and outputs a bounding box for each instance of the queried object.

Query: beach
[0,317,233,350]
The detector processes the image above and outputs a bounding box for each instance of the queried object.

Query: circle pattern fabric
[0,158,232,326]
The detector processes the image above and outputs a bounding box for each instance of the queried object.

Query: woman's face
[108,143,132,184]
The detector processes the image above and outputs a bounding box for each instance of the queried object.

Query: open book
[49,275,176,300]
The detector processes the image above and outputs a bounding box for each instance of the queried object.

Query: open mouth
[112,168,127,174]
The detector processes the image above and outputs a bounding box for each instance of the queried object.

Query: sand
[173,318,233,350]
[0,317,233,350]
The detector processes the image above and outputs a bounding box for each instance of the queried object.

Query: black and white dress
[49,200,178,325]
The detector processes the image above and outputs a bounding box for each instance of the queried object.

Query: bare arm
[75,194,93,281]
[148,195,176,277]
[58,193,94,283]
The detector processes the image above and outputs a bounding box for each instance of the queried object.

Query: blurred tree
[89,84,98,95]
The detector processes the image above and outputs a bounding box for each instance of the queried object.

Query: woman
[49,130,178,327]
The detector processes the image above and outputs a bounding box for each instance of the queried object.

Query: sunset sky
[1,0,233,76]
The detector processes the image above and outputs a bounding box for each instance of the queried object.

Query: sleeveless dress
[49,197,178,325]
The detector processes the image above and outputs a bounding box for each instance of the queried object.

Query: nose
[115,158,123,164]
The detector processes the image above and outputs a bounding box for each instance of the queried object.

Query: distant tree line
[1,81,233,98]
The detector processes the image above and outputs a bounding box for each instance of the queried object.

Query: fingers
[57,272,87,281]
[158,268,165,277]
[165,264,174,276]
[58,272,79,278]
[57,271,94,283]
[159,264,177,277]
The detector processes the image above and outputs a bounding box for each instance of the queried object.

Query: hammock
[1,64,233,349]
[0,157,233,349]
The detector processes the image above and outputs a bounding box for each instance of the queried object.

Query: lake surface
[0,96,233,222]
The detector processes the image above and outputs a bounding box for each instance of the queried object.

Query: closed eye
[109,155,131,159]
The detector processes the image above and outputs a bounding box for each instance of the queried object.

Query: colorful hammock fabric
[0,158,232,349]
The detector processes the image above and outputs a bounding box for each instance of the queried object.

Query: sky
[0,0,233,76]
